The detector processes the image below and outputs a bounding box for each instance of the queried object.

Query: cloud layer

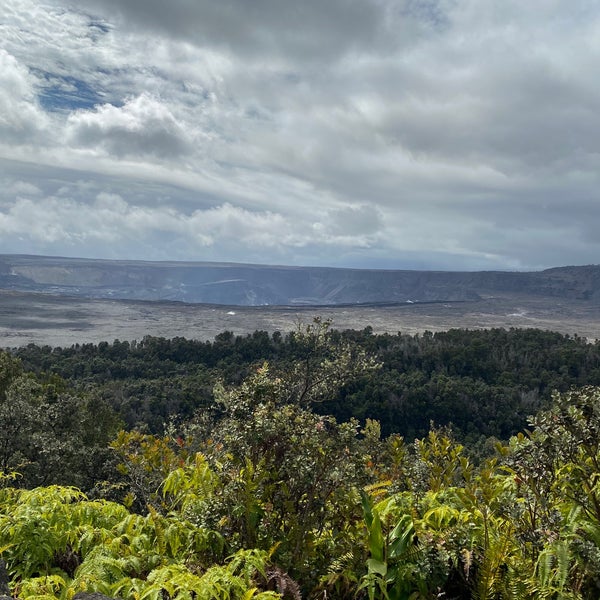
[1,0,599,270]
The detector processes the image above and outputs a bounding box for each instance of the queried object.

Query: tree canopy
[3,323,600,597]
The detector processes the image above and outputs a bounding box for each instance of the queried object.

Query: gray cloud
[0,0,599,270]
[72,0,389,62]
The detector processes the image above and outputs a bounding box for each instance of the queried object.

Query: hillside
[1,254,600,306]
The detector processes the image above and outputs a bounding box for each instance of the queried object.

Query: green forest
[3,320,600,598]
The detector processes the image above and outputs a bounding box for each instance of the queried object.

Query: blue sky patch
[35,71,105,112]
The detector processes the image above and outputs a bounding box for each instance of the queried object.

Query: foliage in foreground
[3,322,600,597]
[0,484,280,599]
[4,383,600,598]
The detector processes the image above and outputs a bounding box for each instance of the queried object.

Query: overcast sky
[1,0,599,271]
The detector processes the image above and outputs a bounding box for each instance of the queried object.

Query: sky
[1,0,599,271]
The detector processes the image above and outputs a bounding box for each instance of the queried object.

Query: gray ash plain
[1,290,600,348]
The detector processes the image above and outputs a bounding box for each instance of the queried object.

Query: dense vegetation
[13,325,600,441]
[3,321,600,598]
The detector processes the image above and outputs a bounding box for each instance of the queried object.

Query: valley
[2,255,600,347]
[1,289,599,348]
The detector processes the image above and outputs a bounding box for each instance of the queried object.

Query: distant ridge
[1,254,599,306]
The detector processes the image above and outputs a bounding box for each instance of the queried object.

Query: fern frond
[264,565,301,600]
[327,550,356,574]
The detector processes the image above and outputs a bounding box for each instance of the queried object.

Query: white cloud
[1,0,600,270]
[0,50,49,142]
[66,93,193,158]
[0,189,298,257]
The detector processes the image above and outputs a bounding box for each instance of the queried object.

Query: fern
[263,566,301,600]
[535,539,573,598]
[74,546,128,585]
[472,530,516,600]
[147,504,167,557]
[18,573,69,599]
[227,548,271,582]
[327,550,356,575]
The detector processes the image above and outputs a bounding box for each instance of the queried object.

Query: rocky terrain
[2,254,600,347]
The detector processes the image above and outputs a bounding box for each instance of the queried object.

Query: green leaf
[368,512,385,563]
[367,558,388,576]
[388,515,415,560]
[360,489,374,529]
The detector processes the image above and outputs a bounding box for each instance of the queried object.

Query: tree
[278,318,380,406]
[186,363,378,590]
[0,351,121,489]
